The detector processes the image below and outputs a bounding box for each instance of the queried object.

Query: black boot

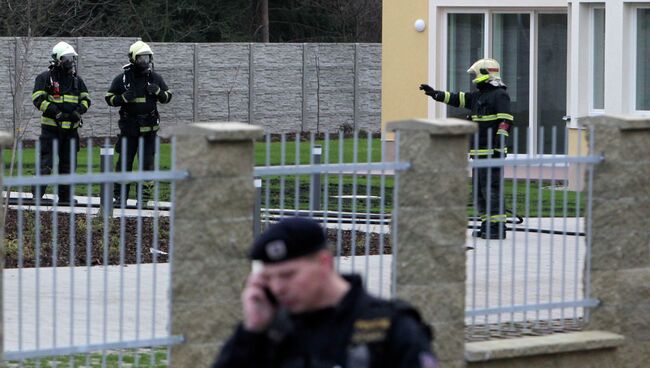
[481,224,507,240]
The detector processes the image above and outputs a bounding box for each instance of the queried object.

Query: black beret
[250,217,327,263]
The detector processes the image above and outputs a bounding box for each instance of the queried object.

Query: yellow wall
[382,0,429,140]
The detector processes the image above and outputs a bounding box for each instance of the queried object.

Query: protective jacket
[213,275,436,368]
[433,83,513,157]
[32,66,90,132]
[105,66,172,136]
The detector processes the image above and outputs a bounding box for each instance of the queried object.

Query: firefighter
[31,41,91,205]
[105,41,172,207]
[213,217,437,368]
[420,58,513,239]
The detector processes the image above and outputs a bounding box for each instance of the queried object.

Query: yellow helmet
[467,58,501,84]
[128,41,153,63]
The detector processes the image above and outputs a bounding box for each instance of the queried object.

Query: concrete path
[3,218,587,353]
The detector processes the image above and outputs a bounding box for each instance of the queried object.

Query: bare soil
[4,209,391,269]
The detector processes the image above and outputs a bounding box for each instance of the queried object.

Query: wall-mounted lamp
[414,19,426,32]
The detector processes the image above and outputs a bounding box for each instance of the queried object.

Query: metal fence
[2,136,187,365]
[465,126,603,340]
[253,130,408,298]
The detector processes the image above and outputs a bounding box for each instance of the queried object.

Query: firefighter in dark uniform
[420,58,513,239]
[31,41,91,205]
[212,217,438,368]
[105,41,172,207]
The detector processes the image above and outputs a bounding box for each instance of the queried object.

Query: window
[493,13,531,153]
[592,8,605,110]
[446,13,484,120]
[536,13,567,154]
[637,8,650,111]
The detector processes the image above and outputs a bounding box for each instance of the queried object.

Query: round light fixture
[415,19,426,32]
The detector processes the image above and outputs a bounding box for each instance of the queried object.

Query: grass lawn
[3,139,586,217]
[7,348,168,368]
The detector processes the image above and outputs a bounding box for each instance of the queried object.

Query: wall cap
[173,122,264,142]
[386,118,477,135]
[580,115,650,131]
[465,330,625,362]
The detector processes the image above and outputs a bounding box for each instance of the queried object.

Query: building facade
[383,0,650,155]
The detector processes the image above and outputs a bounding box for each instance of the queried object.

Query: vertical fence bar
[364,131,372,285]
[294,133,301,215]
[308,133,315,215]
[166,136,178,367]
[85,138,93,367]
[351,130,359,272]
[548,127,558,323]
[336,131,344,270]
[279,134,286,218]
[265,133,271,226]
[322,132,330,229]
[311,143,322,213]
[510,128,520,325]
[390,131,400,298]
[378,137,387,298]
[583,125,596,323]
[52,139,59,351]
[253,177,262,238]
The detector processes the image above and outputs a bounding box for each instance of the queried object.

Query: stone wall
[1,38,381,140]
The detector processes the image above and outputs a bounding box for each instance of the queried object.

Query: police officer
[420,58,513,240]
[212,217,437,368]
[105,41,172,207]
[31,41,91,205]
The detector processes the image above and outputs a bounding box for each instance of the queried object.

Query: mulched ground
[4,209,391,269]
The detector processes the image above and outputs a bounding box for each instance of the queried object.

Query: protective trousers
[113,133,156,203]
[473,154,507,238]
[32,129,78,202]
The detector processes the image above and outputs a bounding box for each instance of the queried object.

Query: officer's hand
[122,89,136,103]
[242,272,276,332]
[146,83,161,96]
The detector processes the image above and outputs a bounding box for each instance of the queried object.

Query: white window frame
[439,7,567,155]
[632,4,650,115]
[589,5,606,115]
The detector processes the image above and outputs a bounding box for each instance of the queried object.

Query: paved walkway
[3,218,587,353]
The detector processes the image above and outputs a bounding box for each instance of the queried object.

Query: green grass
[7,348,168,368]
[3,139,586,217]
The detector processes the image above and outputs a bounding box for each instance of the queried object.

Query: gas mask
[60,54,76,75]
[135,54,152,72]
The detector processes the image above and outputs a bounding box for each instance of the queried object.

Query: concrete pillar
[584,115,650,367]
[387,118,476,368]
[171,122,264,367]
[0,131,14,367]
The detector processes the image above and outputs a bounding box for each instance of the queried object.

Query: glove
[69,109,81,123]
[146,83,161,96]
[496,122,510,137]
[419,84,441,99]
[122,89,136,103]
[55,111,70,122]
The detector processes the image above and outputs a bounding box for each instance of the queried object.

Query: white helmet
[467,58,502,85]
[51,41,77,74]
[51,41,77,62]
[128,41,153,63]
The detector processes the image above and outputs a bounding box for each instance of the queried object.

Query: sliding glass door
[445,10,568,154]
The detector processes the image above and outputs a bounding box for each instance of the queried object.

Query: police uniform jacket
[434,82,513,156]
[105,66,172,136]
[32,67,91,134]
[212,275,436,368]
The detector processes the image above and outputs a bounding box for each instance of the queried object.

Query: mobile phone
[263,286,278,307]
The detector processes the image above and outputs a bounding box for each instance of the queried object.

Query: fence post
[171,122,264,367]
[584,115,650,366]
[387,118,475,368]
[0,132,14,366]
